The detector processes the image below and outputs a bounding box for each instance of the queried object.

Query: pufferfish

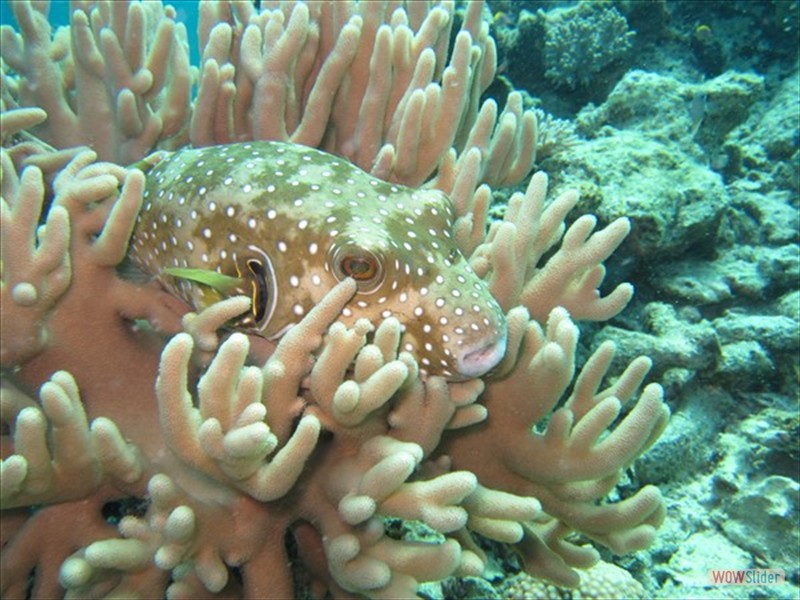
[128,141,507,381]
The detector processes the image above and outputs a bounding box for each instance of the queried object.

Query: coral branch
[0,372,142,507]
[156,331,319,502]
[0,165,71,366]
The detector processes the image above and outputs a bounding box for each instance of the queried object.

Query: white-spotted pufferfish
[129,141,507,380]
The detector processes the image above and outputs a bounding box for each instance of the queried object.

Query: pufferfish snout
[129,141,508,381]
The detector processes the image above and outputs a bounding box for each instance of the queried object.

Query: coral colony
[0,1,669,598]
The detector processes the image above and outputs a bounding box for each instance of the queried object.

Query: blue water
[0,0,202,66]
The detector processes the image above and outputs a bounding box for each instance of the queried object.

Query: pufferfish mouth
[454,331,508,380]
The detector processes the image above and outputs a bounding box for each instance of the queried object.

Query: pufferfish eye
[330,244,384,293]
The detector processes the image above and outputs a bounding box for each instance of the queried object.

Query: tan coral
[1,1,192,163]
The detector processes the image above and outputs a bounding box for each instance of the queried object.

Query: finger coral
[1,1,668,598]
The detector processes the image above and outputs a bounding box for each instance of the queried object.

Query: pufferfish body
[129,141,507,380]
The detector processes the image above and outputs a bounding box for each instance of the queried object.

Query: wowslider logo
[708,569,786,585]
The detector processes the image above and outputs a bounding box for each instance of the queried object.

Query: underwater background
[1,0,798,598]
[483,1,800,598]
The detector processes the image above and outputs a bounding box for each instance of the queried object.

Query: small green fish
[161,267,244,290]
[129,141,507,380]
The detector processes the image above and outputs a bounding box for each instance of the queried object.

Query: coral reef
[489,2,636,113]
[498,560,647,599]
[540,3,635,91]
[543,66,798,398]
[0,1,671,599]
[505,4,799,598]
